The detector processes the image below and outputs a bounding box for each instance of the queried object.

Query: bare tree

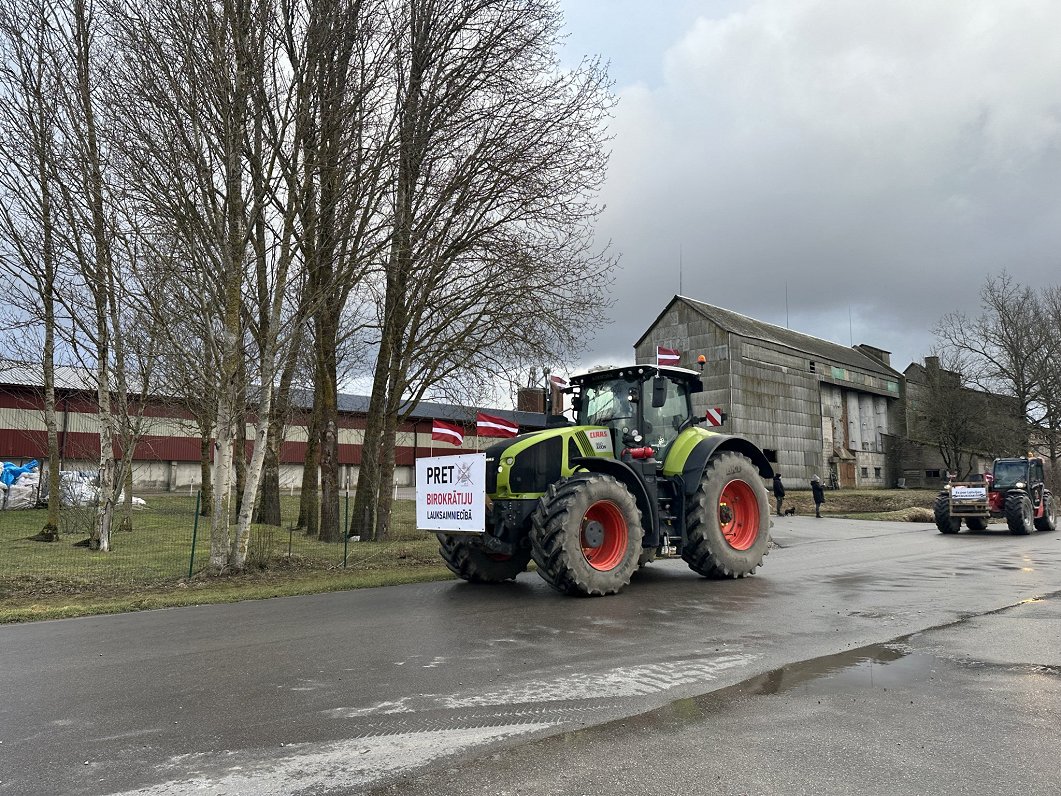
[0,0,67,541]
[935,274,1042,448]
[351,0,616,541]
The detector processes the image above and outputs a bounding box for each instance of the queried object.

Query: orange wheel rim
[718,480,759,551]
[581,500,628,571]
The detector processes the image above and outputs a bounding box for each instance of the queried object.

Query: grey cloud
[575,0,1061,371]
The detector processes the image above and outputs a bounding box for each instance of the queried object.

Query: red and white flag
[549,374,568,388]
[476,411,519,438]
[431,419,464,446]
[656,345,681,366]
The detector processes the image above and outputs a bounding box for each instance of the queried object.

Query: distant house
[898,356,1026,487]
[635,296,904,489]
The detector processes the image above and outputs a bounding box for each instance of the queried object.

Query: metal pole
[188,490,201,579]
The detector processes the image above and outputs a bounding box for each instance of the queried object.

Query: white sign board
[951,486,987,501]
[415,453,486,532]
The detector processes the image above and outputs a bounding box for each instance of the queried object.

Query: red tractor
[934,456,1056,534]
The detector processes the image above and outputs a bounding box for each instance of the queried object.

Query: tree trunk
[374,399,400,541]
[316,332,340,543]
[234,362,247,516]
[199,424,213,516]
[297,397,321,535]
[40,306,60,542]
[255,435,282,526]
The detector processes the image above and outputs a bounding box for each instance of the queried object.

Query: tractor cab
[569,365,703,459]
[990,456,1046,510]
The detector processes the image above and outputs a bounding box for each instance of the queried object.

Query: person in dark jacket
[772,474,785,516]
[811,474,826,518]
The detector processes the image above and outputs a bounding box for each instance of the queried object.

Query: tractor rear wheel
[934,492,961,534]
[965,516,988,531]
[1005,492,1034,534]
[1033,494,1056,532]
[437,535,531,583]
[530,472,643,596]
[683,452,770,579]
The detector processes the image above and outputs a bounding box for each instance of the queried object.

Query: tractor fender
[676,435,774,496]
[570,456,655,539]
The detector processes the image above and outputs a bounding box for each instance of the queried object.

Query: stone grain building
[636,296,904,489]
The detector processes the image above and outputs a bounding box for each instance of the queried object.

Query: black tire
[1005,492,1034,535]
[637,548,657,568]
[683,452,771,579]
[1034,493,1056,532]
[965,516,988,531]
[934,492,961,534]
[437,535,531,583]
[530,472,643,596]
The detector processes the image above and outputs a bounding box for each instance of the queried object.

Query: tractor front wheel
[965,516,988,531]
[437,535,531,583]
[1034,494,1057,532]
[530,472,643,596]
[934,492,961,534]
[1005,492,1034,535]
[683,452,770,579]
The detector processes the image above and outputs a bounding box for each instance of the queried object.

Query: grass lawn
[0,487,940,623]
[779,488,937,520]
[0,493,450,623]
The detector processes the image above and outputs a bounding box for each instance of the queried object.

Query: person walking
[772,473,785,516]
[811,474,826,518]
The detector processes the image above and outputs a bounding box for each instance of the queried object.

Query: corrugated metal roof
[637,296,901,378]
[290,388,546,428]
[0,360,97,391]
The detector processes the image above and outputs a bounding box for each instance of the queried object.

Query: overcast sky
[556,0,1061,374]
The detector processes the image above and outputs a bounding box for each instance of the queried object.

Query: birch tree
[0,0,66,541]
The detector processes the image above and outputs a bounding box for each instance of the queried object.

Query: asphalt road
[1,516,1059,796]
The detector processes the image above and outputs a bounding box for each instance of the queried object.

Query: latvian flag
[656,345,681,366]
[549,374,568,389]
[476,411,519,438]
[431,419,464,446]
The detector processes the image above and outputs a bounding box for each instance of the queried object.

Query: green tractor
[436,364,774,596]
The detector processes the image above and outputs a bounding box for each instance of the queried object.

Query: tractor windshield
[992,460,1029,488]
[581,378,638,429]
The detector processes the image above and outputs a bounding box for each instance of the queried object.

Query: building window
[926,469,941,479]
[832,366,846,380]
[886,381,899,393]
[809,361,816,373]
[874,467,881,478]
[860,466,869,478]
[762,448,778,463]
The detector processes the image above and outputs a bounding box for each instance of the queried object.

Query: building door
[840,461,856,489]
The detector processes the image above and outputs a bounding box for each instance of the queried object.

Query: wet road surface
[1,516,1058,795]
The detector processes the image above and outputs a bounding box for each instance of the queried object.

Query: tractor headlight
[1015,481,1026,489]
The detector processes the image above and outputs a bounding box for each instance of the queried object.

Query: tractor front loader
[436,364,774,596]
[934,456,1056,535]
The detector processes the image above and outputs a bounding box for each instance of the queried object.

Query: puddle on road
[738,643,938,697]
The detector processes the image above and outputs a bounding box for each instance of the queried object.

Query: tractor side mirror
[651,376,667,408]
[571,395,582,412]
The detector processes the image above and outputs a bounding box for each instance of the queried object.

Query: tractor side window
[641,379,689,455]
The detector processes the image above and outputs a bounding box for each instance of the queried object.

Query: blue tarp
[1,460,39,487]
